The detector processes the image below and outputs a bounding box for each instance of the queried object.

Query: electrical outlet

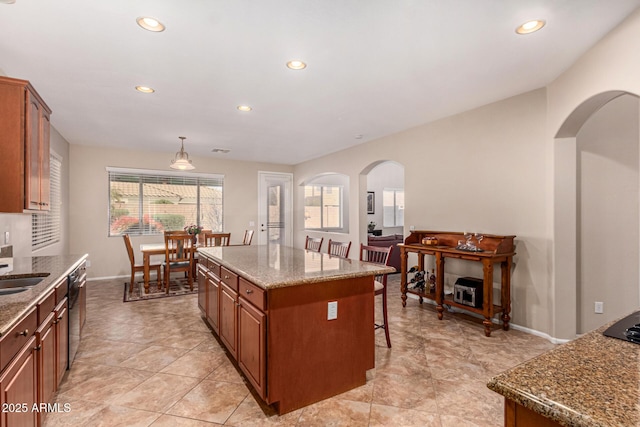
[409,225,415,231]
[249,221,255,227]
[86,260,91,268]
[4,231,9,245]
[595,301,604,314]
[327,301,338,320]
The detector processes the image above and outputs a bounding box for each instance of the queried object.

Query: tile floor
[44,275,555,427]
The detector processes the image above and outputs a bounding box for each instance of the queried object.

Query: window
[108,167,223,236]
[32,152,62,250]
[304,185,343,230]
[383,188,404,227]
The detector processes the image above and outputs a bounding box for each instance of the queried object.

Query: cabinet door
[0,337,38,427]
[25,90,42,211]
[79,278,86,336]
[39,111,50,210]
[238,298,266,398]
[207,274,220,334]
[219,283,238,359]
[55,298,69,386]
[197,265,207,315]
[36,312,56,421]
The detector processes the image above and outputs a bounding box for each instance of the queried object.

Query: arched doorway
[360,160,405,245]
[554,91,640,338]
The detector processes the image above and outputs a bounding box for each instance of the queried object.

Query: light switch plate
[4,231,9,245]
[327,301,338,320]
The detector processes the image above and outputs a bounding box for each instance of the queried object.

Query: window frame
[303,184,345,232]
[382,188,404,227]
[107,167,224,237]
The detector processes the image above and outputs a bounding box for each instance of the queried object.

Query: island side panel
[267,275,375,414]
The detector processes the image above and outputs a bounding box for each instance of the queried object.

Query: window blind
[32,153,62,250]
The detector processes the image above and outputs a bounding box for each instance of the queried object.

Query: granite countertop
[198,245,395,289]
[0,254,88,337]
[487,319,640,427]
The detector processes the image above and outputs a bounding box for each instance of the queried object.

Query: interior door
[258,172,293,246]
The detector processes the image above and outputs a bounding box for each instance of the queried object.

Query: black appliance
[603,310,640,344]
[67,267,81,367]
[453,277,483,308]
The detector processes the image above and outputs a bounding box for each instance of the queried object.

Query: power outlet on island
[327,301,338,320]
[595,301,604,314]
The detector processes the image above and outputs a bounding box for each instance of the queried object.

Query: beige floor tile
[297,398,372,427]
[44,276,558,427]
[166,379,249,424]
[111,372,201,412]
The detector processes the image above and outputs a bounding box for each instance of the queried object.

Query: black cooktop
[603,310,640,344]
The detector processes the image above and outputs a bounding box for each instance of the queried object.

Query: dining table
[139,242,197,294]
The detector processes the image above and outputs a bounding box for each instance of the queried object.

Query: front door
[258,172,293,246]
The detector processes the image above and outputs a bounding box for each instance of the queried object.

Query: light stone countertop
[198,244,395,289]
[487,320,640,427]
[0,254,87,336]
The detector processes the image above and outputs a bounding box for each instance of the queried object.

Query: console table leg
[483,319,492,337]
[436,304,444,320]
[502,313,511,330]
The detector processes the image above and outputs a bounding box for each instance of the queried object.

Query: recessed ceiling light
[135,86,155,93]
[286,60,307,70]
[355,134,363,139]
[0,0,17,4]
[516,20,545,35]
[212,148,231,154]
[136,16,165,32]
[237,105,252,112]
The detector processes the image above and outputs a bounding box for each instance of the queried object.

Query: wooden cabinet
[219,282,238,359]
[0,307,38,427]
[54,298,68,387]
[197,264,207,315]
[35,311,56,425]
[78,263,87,336]
[0,76,52,213]
[0,336,38,427]
[237,277,267,397]
[206,271,220,334]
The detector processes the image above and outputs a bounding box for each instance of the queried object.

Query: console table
[399,230,516,336]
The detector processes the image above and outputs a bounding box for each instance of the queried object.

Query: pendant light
[170,136,195,170]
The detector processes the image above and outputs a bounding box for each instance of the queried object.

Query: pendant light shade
[170,136,195,170]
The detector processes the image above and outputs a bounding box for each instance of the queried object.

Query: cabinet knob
[34,345,41,351]
[19,329,29,336]
[245,289,253,294]
[224,275,229,279]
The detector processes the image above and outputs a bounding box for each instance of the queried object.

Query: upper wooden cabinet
[0,76,52,212]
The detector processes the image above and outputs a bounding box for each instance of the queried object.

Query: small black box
[453,277,483,308]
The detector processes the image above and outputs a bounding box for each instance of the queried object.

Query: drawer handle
[18,329,29,336]
[245,289,253,294]
[34,345,41,351]
[224,275,230,279]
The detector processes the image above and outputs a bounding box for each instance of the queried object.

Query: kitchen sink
[0,277,45,289]
[0,288,28,295]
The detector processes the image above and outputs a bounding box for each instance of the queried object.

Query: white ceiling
[1,0,639,165]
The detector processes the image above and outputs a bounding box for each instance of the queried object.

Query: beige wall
[576,94,639,333]
[69,144,292,279]
[295,88,550,334]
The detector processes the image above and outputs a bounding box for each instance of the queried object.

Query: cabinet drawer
[38,289,56,324]
[209,260,221,278]
[221,266,238,291]
[239,278,266,311]
[0,307,37,372]
[55,277,68,304]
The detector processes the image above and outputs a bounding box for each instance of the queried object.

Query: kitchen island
[487,320,640,426]
[197,244,395,415]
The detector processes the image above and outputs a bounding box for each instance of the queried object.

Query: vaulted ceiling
[1,0,639,165]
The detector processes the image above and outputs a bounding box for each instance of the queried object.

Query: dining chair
[123,234,162,294]
[201,232,231,247]
[360,244,393,348]
[305,236,324,252]
[242,229,254,245]
[197,229,212,245]
[163,232,195,293]
[327,239,351,258]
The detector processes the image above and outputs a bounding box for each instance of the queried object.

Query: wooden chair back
[123,234,136,267]
[202,232,231,247]
[327,239,351,258]
[164,233,193,264]
[305,236,324,252]
[359,244,393,287]
[243,230,254,245]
